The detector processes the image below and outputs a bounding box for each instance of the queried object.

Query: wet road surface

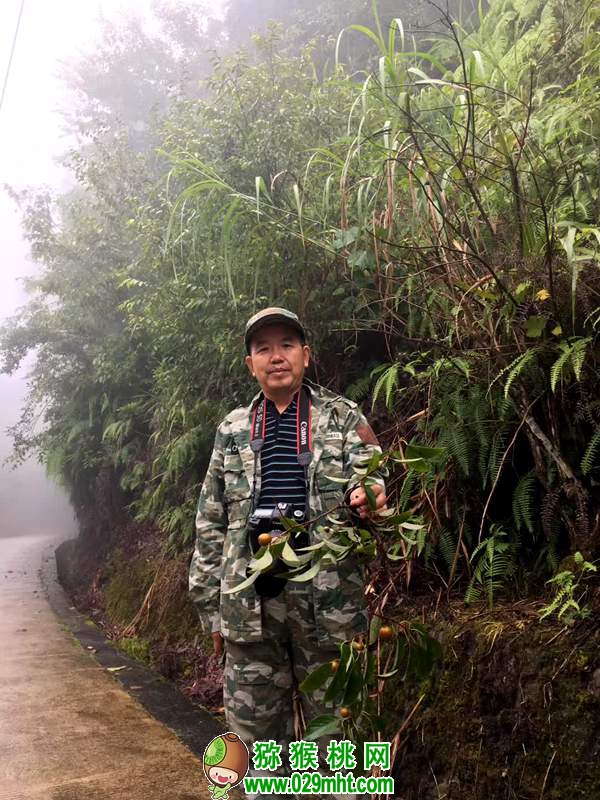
[0,532,212,800]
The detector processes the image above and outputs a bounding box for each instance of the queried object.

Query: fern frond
[488,429,507,484]
[550,337,592,391]
[67,420,90,445]
[45,445,69,482]
[448,423,471,477]
[496,394,516,422]
[541,488,561,539]
[550,345,573,393]
[397,470,417,510]
[465,527,517,607]
[464,577,483,604]
[581,425,600,475]
[473,390,493,486]
[539,585,570,620]
[345,372,372,402]
[438,527,457,570]
[454,389,468,423]
[496,347,542,399]
[103,419,131,446]
[371,363,400,409]
[570,336,592,380]
[512,471,537,533]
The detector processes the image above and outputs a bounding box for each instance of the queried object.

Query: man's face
[245,323,310,399]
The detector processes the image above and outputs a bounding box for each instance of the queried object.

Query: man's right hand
[348,483,387,519]
[212,631,224,657]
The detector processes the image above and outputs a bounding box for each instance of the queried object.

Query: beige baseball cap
[244,307,306,353]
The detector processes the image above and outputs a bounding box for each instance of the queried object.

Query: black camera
[248,503,303,545]
[247,503,308,597]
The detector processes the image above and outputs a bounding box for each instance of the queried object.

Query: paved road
[0,532,212,800]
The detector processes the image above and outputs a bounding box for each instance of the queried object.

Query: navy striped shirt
[258,396,307,509]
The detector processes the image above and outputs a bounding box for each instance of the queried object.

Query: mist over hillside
[0,370,75,540]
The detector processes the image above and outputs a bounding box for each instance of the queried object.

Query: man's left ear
[302,345,310,368]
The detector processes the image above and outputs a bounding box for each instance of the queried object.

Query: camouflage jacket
[188,379,384,644]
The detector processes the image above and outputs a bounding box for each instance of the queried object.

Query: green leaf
[526,316,547,338]
[297,541,326,552]
[501,347,542,399]
[371,363,400,409]
[367,451,382,471]
[369,615,382,645]
[288,561,322,582]
[321,538,351,554]
[347,250,372,269]
[341,663,364,706]
[250,549,274,571]
[324,650,350,703]
[514,281,531,301]
[281,541,301,566]
[364,483,377,510]
[299,662,334,693]
[222,570,261,595]
[378,637,407,679]
[405,443,444,461]
[304,714,341,741]
[377,667,402,678]
[322,475,350,484]
[332,227,360,249]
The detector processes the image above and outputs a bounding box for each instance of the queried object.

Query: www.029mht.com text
[243,771,395,795]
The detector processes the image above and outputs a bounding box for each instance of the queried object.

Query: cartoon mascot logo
[203,732,249,800]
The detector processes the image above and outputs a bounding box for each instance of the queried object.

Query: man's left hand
[348,483,387,519]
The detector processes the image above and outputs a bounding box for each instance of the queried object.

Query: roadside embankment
[56,522,600,799]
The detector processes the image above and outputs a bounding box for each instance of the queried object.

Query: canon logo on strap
[300,420,309,446]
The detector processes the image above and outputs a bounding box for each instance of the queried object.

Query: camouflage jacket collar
[235,379,343,499]
[247,377,329,412]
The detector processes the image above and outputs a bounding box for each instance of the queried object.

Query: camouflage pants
[223,582,353,798]
[223,581,340,748]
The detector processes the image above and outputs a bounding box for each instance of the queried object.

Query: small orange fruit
[379,625,394,641]
[339,707,352,718]
[352,640,365,652]
[257,532,273,547]
[330,659,340,673]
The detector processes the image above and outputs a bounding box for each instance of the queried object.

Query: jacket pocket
[223,460,251,527]
[316,434,346,502]
[316,436,346,514]
[220,519,260,640]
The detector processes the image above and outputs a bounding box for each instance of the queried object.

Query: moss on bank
[388,607,600,799]
[116,636,151,663]
[59,522,223,709]
[104,548,155,626]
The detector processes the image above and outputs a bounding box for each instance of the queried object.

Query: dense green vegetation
[4,1,600,790]
[2,0,599,613]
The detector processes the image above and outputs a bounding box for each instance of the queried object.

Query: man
[189,307,386,769]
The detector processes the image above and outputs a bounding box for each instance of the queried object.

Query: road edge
[39,538,224,760]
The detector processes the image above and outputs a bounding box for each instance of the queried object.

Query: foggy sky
[0,0,225,539]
